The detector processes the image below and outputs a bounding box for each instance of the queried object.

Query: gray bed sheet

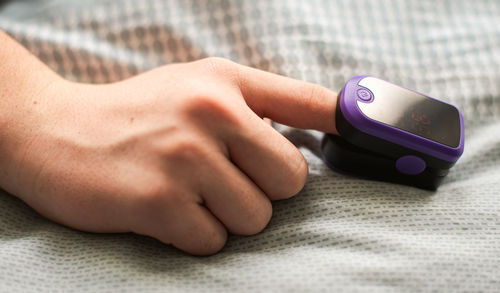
[0,0,499,292]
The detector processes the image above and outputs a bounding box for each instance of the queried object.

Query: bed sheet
[0,0,499,292]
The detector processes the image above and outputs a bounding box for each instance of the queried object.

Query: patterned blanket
[1,0,499,291]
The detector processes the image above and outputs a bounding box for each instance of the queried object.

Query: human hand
[1,57,337,255]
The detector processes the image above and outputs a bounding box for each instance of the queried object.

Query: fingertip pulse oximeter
[321,76,464,190]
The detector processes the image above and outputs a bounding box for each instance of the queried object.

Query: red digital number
[411,112,431,136]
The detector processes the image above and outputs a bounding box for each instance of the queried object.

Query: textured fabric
[1,0,499,292]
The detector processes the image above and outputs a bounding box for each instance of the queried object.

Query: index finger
[234,64,339,134]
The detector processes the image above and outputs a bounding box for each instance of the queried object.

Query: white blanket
[1,0,499,292]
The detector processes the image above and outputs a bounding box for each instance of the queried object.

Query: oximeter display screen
[357,77,461,147]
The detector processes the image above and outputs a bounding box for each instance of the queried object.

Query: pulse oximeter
[321,76,464,190]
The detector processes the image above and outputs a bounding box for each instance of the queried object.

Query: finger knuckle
[192,226,228,255]
[289,153,309,194]
[199,57,237,76]
[273,150,309,199]
[197,57,241,86]
[185,94,225,114]
[138,183,187,212]
[160,134,205,163]
[183,95,243,128]
[139,182,167,202]
[241,200,273,235]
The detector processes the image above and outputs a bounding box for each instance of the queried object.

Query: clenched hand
[0,34,337,255]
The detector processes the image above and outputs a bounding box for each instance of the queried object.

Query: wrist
[0,31,67,196]
[0,32,61,124]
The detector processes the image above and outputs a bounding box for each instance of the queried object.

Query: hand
[1,57,337,255]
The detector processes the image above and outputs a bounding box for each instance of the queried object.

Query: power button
[357,88,373,102]
[396,155,426,175]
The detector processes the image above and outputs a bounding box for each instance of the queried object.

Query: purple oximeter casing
[321,76,465,190]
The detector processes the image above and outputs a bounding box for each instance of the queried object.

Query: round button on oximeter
[321,76,465,190]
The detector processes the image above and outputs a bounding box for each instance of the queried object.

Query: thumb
[234,64,339,134]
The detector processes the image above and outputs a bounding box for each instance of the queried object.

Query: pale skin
[0,31,338,255]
